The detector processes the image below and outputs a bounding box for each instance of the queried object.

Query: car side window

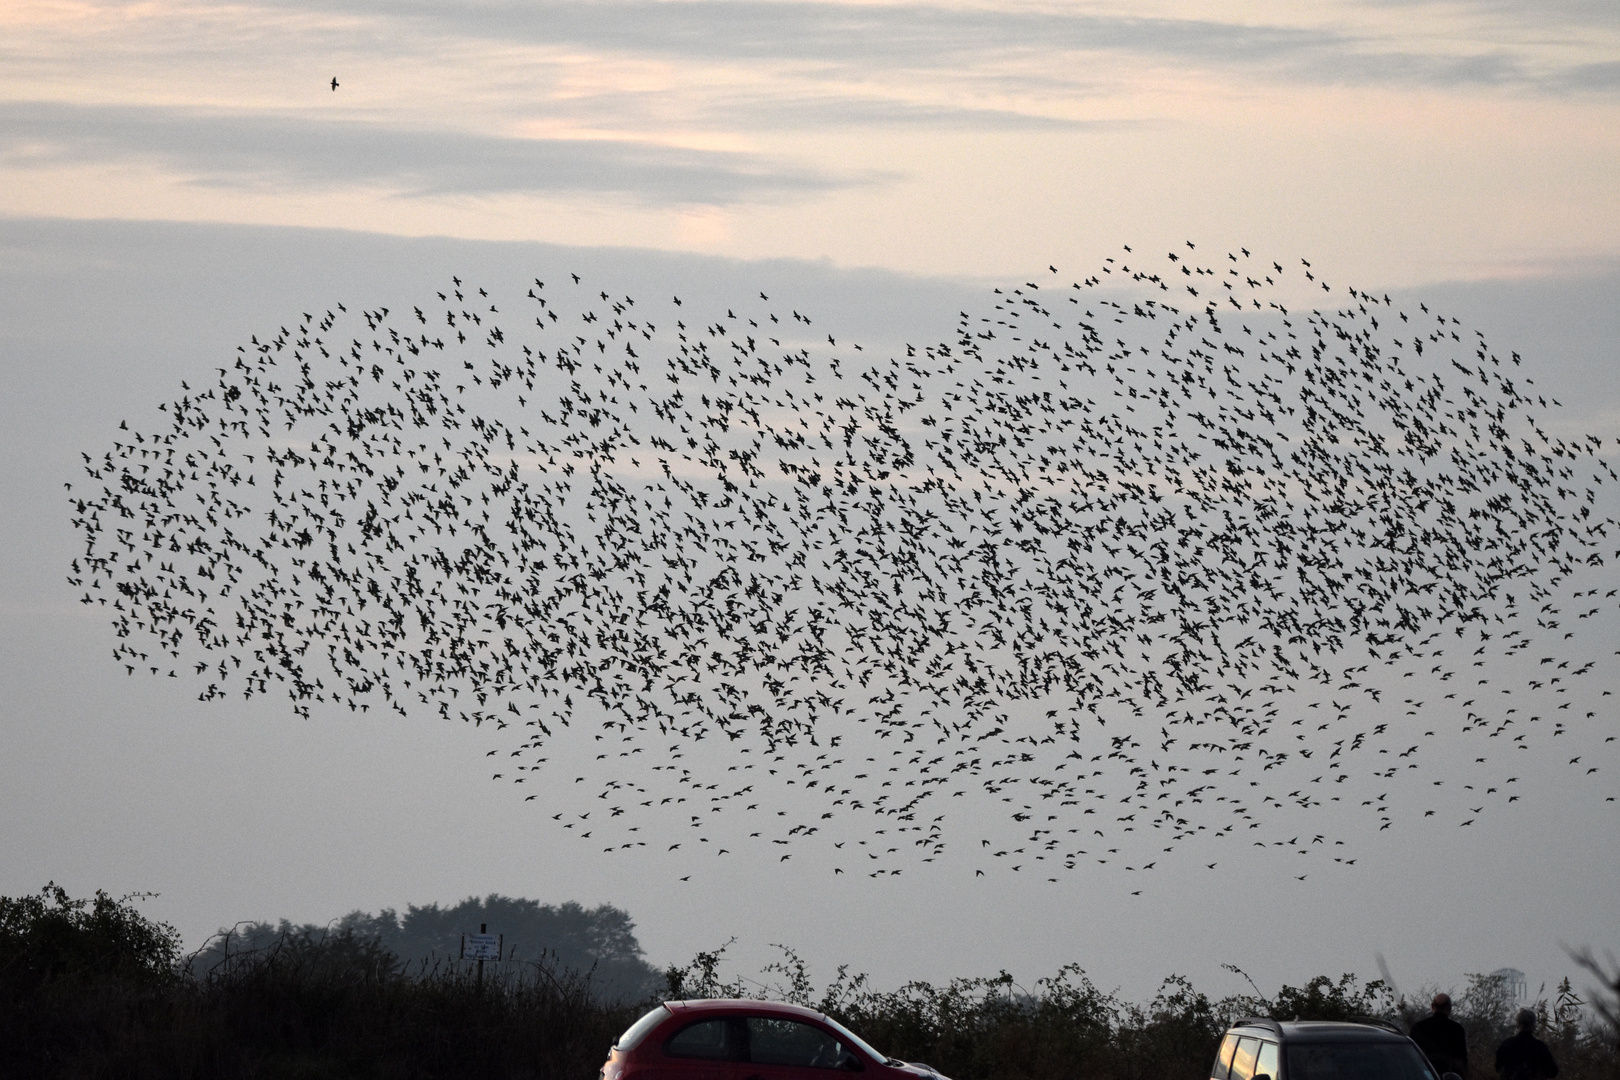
[1256,1040,1279,1080]
[667,1019,745,1061]
[1213,1033,1241,1079]
[1230,1037,1261,1080]
[748,1018,845,1068]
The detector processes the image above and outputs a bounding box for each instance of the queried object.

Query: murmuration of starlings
[69,245,1620,881]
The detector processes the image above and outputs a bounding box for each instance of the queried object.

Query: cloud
[269,0,1339,69]
[0,100,860,205]
[547,88,1147,133]
[1554,60,1620,91]
[244,0,1620,95]
[1353,0,1620,32]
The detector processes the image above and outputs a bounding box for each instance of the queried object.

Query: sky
[2,0,1619,1011]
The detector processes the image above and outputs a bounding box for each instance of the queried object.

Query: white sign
[461,933,501,961]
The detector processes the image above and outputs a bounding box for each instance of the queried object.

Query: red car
[600,1000,949,1080]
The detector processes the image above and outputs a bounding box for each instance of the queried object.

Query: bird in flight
[330,77,339,91]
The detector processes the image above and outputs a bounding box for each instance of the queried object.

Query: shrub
[0,882,182,989]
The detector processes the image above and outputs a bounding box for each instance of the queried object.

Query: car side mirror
[1253,1073,1271,1080]
[837,1053,864,1072]
[1442,1073,1462,1080]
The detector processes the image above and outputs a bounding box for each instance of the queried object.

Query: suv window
[1256,1041,1279,1080]
[1287,1042,1437,1080]
[1230,1037,1261,1080]
[1212,1034,1241,1080]
[748,1018,845,1068]
[667,1019,745,1061]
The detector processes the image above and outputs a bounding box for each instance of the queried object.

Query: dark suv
[1212,1017,1453,1080]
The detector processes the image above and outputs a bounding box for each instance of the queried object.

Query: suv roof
[1229,1018,1410,1044]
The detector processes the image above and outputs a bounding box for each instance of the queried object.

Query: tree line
[187,892,665,1001]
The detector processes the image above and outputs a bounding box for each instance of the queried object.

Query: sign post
[460,923,502,989]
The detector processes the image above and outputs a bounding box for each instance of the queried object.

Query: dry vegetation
[4,886,1616,1080]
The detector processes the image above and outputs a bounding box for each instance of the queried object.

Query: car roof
[664,999,830,1022]
[1230,1020,1410,1044]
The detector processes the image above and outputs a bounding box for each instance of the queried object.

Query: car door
[740,1016,862,1080]
[657,1016,748,1080]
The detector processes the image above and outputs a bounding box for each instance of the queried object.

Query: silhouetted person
[1496,1009,1558,1080]
[1412,993,1469,1078]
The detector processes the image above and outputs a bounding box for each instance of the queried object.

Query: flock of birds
[68,245,1617,878]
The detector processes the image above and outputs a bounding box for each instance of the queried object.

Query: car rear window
[667,1019,745,1061]
[617,1006,670,1051]
[1212,1033,1241,1079]
[1287,1042,1438,1080]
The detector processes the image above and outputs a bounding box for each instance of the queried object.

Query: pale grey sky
[3,219,1616,1006]
[1,0,1618,1009]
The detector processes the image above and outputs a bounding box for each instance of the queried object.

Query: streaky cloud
[244,0,1620,95]
[0,100,861,205]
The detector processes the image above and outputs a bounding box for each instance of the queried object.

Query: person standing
[1412,993,1470,1078]
[1496,1009,1559,1080]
